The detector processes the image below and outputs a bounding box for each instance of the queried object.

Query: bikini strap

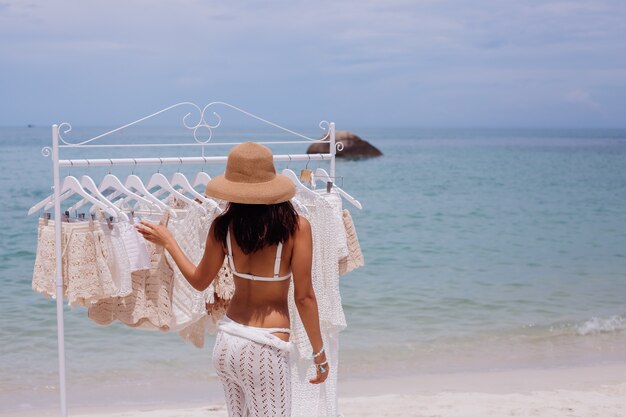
[227,228,288,281]
[273,241,283,278]
[226,229,236,272]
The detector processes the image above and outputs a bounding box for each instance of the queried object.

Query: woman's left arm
[136,221,225,291]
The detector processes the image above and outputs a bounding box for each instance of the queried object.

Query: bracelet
[312,344,325,359]
[315,360,329,374]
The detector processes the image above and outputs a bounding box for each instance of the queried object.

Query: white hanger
[149,159,211,206]
[28,191,62,215]
[192,171,220,210]
[69,174,162,215]
[146,172,206,214]
[193,171,211,188]
[124,174,178,218]
[171,172,210,202]
[28,176,118,218]
[78,176,129,221]
[313,168,362,210]
[38,177,121,216]
[282,168,318,198]
[99,174,162,213]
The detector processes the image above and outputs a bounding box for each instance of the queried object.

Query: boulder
[306,131,382,158]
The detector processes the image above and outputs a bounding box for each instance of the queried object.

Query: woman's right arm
[137,221,225,292]
[292,216,329,384]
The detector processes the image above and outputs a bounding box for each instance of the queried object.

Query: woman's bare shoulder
[296,215,311,232]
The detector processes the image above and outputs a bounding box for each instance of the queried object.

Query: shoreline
[4,362,625,417]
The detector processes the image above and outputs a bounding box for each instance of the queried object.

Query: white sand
[6,363,626,417]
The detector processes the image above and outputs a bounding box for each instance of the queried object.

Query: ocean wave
[575,315,626,336]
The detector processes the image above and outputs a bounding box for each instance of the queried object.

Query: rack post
[329,122,336,182]
[51,124,68,417]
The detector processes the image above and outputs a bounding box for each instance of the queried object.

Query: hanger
[193,171,211,188]
[155,158,211,207]
[152,171,217,212]
[28,176,118,218]
[29,192,62,216]
[282,168,317,198]
[146,171,205,214]
[148,158,212,210]
[69,173,163,216]
[124,173,178,218]
[313,168,362,210]
[77,175,129,221]
[193,157,212,188]
[99,159,170,216]
[170,172,212,205]
[99,173,162,213]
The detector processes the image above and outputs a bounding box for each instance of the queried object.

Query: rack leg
[52,124,68,417]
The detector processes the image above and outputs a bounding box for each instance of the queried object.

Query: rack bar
[59,140,326,149]
[58,153,331,168]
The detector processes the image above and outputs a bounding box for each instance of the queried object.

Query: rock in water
[306,131,383,158]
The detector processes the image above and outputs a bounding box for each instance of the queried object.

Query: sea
[1,125,625,412]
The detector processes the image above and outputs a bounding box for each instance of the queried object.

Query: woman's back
[225,228,295,332]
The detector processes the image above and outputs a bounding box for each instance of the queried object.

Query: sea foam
[576,315,626,336]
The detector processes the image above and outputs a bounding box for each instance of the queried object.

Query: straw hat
[205,142,296,204]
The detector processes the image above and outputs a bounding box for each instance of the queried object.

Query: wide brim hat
[205,142,296,204]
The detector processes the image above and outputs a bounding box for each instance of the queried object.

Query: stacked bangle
[312,344,325,359]
[315,360,329,374]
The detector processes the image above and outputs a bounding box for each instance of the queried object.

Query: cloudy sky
[1,0,625,127]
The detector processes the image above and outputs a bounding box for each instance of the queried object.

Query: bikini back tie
[226,229,291,282]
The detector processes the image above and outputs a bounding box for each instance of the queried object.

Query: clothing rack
[38,101,339,417]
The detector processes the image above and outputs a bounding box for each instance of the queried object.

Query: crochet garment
[179,199,235,347]
[164,203,212,331]
[288,190,344,417]
[87,238,174,330]
[338,209,365,276]
[99,219,133,298]
[321,191,348,260]
[117,218,151,273]
[32,218,117,308]
[212,317,291,417]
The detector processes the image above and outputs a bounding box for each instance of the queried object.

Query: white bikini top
[226,229,292,282]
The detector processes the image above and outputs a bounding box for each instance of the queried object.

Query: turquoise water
[1,126,626,410]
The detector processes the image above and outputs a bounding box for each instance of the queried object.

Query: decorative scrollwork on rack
[57,123,73,144]
[200,102,326,142]
[336,141,345,152]
[41,146,52,157]
[318,121,331,142]
[54,101,329,146]
[182,103,223,144]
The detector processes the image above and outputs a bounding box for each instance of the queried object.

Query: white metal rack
[36,101,339,417]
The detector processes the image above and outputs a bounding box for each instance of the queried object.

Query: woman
[136,141,328,416]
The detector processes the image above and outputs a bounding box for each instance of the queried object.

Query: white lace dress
[289,190,345,417]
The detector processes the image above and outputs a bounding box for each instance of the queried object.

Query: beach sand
[5,363,625,417]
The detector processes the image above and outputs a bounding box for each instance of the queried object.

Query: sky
[1,0,625,128]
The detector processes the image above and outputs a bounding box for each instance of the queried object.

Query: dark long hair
[213,202,299,254]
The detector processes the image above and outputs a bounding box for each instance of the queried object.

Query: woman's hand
[135,221,175,249]
[309,354,329,384]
